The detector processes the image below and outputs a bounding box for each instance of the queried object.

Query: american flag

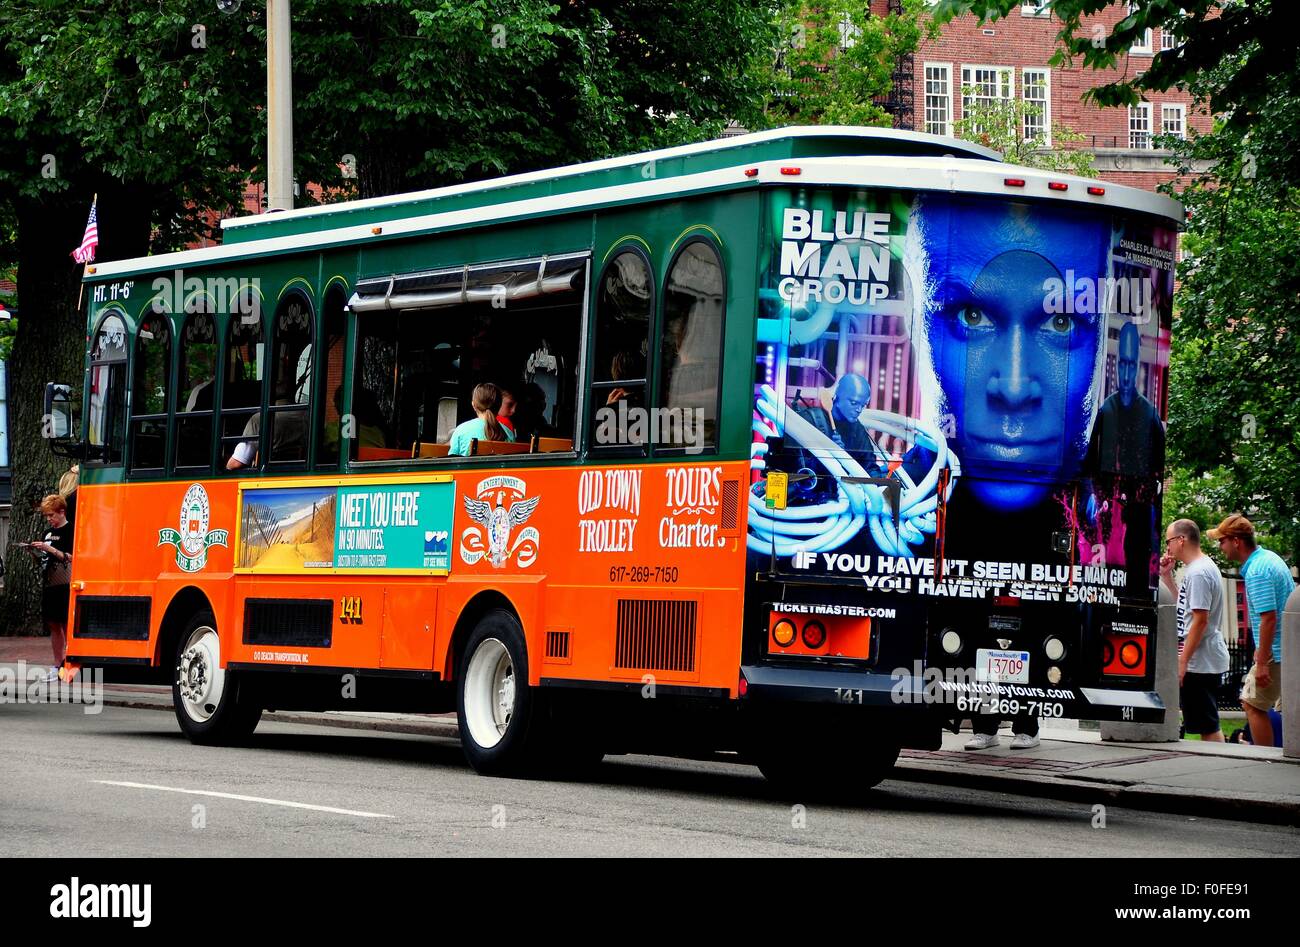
[71,200,98,264]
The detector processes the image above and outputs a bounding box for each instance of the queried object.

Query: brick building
[877,0,1211,193]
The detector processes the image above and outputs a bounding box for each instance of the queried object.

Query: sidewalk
[4,637,1298,825]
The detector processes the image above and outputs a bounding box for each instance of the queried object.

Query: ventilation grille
[243,599,333,648]
[74,596,151,640]
[614,599,697,672]
[545,629,571,662]
[720,479,740,532]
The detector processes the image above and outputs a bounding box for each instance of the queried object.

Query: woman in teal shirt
[448,383,515,455]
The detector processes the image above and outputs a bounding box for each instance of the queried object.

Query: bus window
[588,249,652,454]
[315,287,347,469]
[87,312,128,464]
[222,312,266,469]
[128,311,171,473]
[175,309,217,471]
[658,239,723,452]
[349,254,585,460]
[265,294,313,467]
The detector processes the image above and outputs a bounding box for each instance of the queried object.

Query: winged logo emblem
[460,478,541,568]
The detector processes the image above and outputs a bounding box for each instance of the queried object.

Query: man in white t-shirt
[1160,518,1230,741]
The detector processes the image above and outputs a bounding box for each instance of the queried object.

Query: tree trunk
[1,193,87,634]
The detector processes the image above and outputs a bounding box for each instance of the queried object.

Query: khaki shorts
[1240,661,1282,712]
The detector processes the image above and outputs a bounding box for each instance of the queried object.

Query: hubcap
[464,638,515,750]
[177,626,225,722]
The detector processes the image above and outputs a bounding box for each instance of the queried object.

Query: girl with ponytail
[448,382,516,455]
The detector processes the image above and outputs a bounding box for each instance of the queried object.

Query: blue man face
[932,249,1102,511]
[1117,321,1140,408]
[832,373,871,425]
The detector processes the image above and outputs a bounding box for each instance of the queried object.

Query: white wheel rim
[464,638,515,750]
[177,626,225,723]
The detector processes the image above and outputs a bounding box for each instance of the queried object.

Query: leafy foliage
[954,90,1099,175]
[762,0,926,128]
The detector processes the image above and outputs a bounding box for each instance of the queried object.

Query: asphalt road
[5,701,1299,857]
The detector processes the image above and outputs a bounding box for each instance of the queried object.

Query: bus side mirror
[43,382,85,458]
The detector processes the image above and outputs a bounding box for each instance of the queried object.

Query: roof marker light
[779,166,801,176]
[1048,181,1069,191]
[744,167,759,178]
[1087,186,1106,196]
[371,226,383,235]
[1003,178,1026,187]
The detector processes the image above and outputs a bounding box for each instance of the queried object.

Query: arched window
[175,307,217,471]
[221,308,266,469]
[658,239,724,452]
[266,293,313,467]
[87,312,128,464]
[315,286,347,469]
[588,248,653,453]
[128,309,171,473]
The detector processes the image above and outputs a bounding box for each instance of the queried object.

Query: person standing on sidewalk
[1161,518,1230,741]
[25,494,74,683]
[1209,514,1295,747]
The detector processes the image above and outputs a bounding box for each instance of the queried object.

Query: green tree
[763,0,926,127]
[954,89,1098,175]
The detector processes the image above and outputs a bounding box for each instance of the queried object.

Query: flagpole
[75,192,97,312]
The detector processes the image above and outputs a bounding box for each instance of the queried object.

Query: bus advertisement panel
[749,186,1174,603]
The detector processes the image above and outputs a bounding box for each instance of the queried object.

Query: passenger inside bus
[349,282,580,460]
[447,382,515,456]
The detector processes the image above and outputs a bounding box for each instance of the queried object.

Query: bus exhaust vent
[614,600,697,672]
[720,479,740,533]
[74,596,151,640]
[243,599,334,648]
[545,629,571,662]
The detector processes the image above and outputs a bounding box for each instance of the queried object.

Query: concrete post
[1283,586,1300,759]
[266,0,295,212]
[1102,583,1180,743]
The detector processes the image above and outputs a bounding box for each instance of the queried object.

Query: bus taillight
[1101,633,1147,677]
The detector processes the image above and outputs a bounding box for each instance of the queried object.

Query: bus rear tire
[756,741,899,801]
[456,609,552,777]
[172,611,262,746]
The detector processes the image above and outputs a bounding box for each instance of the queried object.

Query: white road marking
[95,780,394,819]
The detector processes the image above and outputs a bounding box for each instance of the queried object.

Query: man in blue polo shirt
[1209,514,1296,747]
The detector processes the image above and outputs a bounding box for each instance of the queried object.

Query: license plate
[976,648,1030,684]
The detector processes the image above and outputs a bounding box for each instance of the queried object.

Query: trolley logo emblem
[158,483,228,573]
[460,476,540,569]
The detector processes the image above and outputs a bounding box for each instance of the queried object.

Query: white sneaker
[965,732,1000,750]
[1010,732,1041,749]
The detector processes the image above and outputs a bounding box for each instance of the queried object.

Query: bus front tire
[172,611,262,746]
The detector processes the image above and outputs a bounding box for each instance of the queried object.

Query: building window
[657,239,724,453]
[1129,102,1153,149]
[87,311,129,464]
[1020,1,1050,16]
[1022,68,1051,145]
[924,63,952,137]
[175,308,217,472]
[961,65,1013,137]
[1161,103,1186,138]
[1129,2,1153,53]
[1161,8,1185,50]
[128,310,171,474]
[590,248,653,454]
[837,14,861,49]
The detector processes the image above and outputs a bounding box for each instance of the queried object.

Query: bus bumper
[739,664,1166,723]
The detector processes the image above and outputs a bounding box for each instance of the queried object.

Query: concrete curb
[889,759,1300,827]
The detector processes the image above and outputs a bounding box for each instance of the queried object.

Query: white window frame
[1022,67,1051,146]
[961,64,1014,111]
[838,13,861,49]
[1161,8,1186,50]
[1161,102,1186,139]
[1129,2,1153,54]
[1129,102,1153,149]
[924,62,953,138]
[1020,1,1050,16]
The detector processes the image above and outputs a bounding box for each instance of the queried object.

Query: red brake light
[993,596,1021,607]
[1048,181,1068,191]
[1087,186,1106,196]
[1004,177,1026,187]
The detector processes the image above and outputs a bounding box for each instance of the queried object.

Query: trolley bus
[48,126,1180,793]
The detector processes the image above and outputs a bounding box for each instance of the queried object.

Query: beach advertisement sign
[236,478,455,574]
